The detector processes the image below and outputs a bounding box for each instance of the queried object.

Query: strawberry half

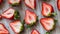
[24,10,37,26]
[0,23,9,34]
[10,20,24,34]
[57,0,60,10]
[31,29,40,34]
[0,0,3,4]
[2,8,20,20]
[42,2,56,17]
[8,0,21,6]
[0,15,2,19]
[25,0,36,9]
[40,18,55,31]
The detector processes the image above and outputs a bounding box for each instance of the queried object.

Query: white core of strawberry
[27,14,36,24]
[9,0,20,4]
[25,10,36,24]
[2,8,15,18]
[43,3,51,16]
[0,24,8,33]
[41,18,54,30]
[10,21,23,33]
[25,0,34,9]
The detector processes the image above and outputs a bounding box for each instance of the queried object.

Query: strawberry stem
[54,19,58,23]
[52,12,57,16]
[14,10,20,20]
[22,20,25,25]
[43,0,47,1]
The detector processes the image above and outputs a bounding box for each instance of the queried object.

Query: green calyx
[26,16,38,28]
[14,10,20,20]
[26,22,36,28]
[11,3,20,6]
[18,21,24,34]
[51,12,57,16]
[46,32,50,34]
[46,12,57,17]
[18,25,24,34]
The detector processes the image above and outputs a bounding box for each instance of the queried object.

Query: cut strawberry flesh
[40,18,54,31]
[2,8,15,19]
[0,24,9,34]
[31,29,40,34]
[9,0,20,4]
[25,10,37,24]
[0,15,2,19]
[42,2,53,16]
[0,0,2,4]
[57,0,60,10]
[10,20,23,33]
[25,0,35,9]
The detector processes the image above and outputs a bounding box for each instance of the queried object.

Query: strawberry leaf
[52,12,57,16]
[14,10,20,20]
[46,32,50,34]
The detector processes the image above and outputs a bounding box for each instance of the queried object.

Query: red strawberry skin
[31,29,40,34]
[0,23,9,34]
[57,0,60,10]
[0,0,3,4]
[0,15,2,19]
[40,18,55,31]
[24,10,37,25]
[25,0,36,9]
[42,2,54,17]
[2,8,15,19]
[10,20,23,34]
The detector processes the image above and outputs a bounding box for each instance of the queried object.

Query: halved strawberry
[31,29,40,34]
[10,20,24,34]
[2,8,20,20]
[0,15,2,19]
[0,23,9,34]
[8,0,21,6]
[42,2,56,17]
[40,18,55,31]
[0,0,3,4]
[57,0,60,10]
[25,0,36,9]
[24,10,37,26]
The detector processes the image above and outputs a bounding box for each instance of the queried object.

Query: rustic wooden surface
[0,0,60,34]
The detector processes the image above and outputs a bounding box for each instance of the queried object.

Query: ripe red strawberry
[0,15,2,19]
[25,0,36,9]
[57,0,60,10]
[42,2,56,17]
[0,0,3,4]
[8,0,21,6]
[24,10,37,26]
[10,20,24,34]
[40,18,55,31]
[2,8,20,20]
[0,23,9,34]
[31,29,40,34]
